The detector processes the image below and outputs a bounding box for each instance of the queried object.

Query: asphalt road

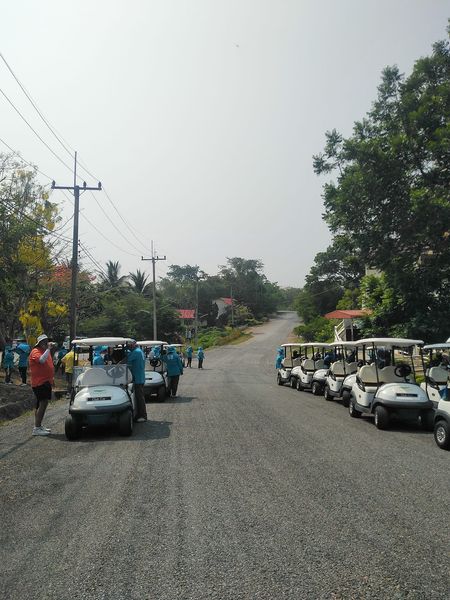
[1,313,449,600]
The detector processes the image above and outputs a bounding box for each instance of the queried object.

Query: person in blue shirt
[2,339,15,384]
[197,347,205,369]
[162,346,184,397]
[14,340,31,385]
[93,346,105,366]
[275,348,284,369]
[186,345,193,368]
[127,340,147,422]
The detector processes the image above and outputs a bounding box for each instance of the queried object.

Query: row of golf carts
[277,338,450,450]
[65,337,179,440]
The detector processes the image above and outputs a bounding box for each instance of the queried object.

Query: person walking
[162,345,184,397]
[275,348,284,369]
[2,339,14,384]
[186,345,193,368]
[127,340,147,422]
[197,346,205,369]
[61,346,75,396]
[14,339,31,385]
[29,334,54,436]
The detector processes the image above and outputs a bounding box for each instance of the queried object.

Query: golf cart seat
[346,362,357,374]
[331,361,346,377]
[358,364,378,385]
[292,357,302,367]
[76,368,114,387]
[302,359,315,372]
[379,366,405,383]
[428,366,449,385]
[314,359,325,369]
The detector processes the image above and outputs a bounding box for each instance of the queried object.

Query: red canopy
[324,309,371,320]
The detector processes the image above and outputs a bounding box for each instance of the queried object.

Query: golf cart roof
[355,337,424,348]
[73,337,134,346]
[423,343,450,351]
[165,343,183,348]
[280,343,302,348]
[300,342,332,348]
[137,340,168,346]
[329,341,357,348]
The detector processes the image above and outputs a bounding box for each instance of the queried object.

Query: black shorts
[32,381,52,408]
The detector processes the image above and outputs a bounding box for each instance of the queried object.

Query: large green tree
[312,27,450,341]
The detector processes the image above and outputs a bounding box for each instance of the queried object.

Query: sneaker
[41,426,51,433]
[136,417,147,423]
[20,383,27,386]
[32,426,50,436]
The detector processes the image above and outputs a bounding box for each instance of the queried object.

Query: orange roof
[177,309,195,320]
[325,309,371,320]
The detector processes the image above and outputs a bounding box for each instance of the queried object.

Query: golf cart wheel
[296,378,303,392]
[118,410,133,436]
[434,420,450,450]
[374,405,390,430]
[290,377,297,389]
[277,374,283,386]
[157,386,166,402]
[348,398,361,418]
[341,390,350,408]
[65,415,81,441]
[312,381,321,396]
[420,410,434,432]
[324,386,333,401]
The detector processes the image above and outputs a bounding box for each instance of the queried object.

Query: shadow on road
[163,395,196,404]
[49,419,173,443]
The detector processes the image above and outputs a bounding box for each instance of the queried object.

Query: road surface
[1,313,449,599]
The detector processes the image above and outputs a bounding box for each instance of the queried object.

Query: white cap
[34,334,49,347]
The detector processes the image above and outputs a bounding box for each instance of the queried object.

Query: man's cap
[34,334,49,347]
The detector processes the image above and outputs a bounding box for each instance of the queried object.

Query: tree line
[0,159,290,346]
[295,22,450,343]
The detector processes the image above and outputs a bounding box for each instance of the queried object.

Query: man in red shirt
[29,334,54,436]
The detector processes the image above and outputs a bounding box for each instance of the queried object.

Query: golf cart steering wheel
[150,358,161,368]
[394,364,411,378]
[106,365,125,378]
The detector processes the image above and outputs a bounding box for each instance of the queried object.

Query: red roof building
[177,309,195,320]
[324,309,371,320]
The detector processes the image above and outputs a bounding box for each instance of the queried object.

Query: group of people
[1,334,209,436]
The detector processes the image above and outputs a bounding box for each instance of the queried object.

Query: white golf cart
[323,342,358,405]
[165,343,186,367]
[277,343,303,387]
[348,338,434,430]
[65,337,136,440]
[138,340,168,402]
[291,343,330,393]
[420,343,450,450]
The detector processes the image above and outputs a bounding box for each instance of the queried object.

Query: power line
[0,85,76,175]
[0,51,75,160]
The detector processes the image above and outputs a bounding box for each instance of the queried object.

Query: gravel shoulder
[1,312,449,599]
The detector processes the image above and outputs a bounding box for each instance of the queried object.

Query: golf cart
[137,340,168,402]
[65,337,136,440]
[420,343,450,450]
[290,343,330,393]
[323,342,358,405]
[348,338,434,430]
[277,344,303,387]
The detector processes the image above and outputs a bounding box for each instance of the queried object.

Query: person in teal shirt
[2,339,15,384]
[14,340,31,385]
[162,346,184,397]
[186,345,193,368]
[197,347,205,369]
[127,340,147,422]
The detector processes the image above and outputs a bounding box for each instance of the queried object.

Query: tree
[129,269,150,294]
[312,26,450,340]
[98,261,129,290]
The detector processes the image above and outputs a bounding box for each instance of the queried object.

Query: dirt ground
[0,369,66,421]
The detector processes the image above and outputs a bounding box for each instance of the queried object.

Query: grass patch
[197,327,252,349]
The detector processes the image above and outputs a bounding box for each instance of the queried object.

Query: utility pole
[142,241,166,340]
[52,152,101,344]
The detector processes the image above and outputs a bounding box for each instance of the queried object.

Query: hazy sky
[1,1,448,286]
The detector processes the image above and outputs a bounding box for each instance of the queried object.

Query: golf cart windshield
[73,364,133,387]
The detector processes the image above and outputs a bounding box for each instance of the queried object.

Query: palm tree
[98,260,129,289]
[129,269,150,294]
